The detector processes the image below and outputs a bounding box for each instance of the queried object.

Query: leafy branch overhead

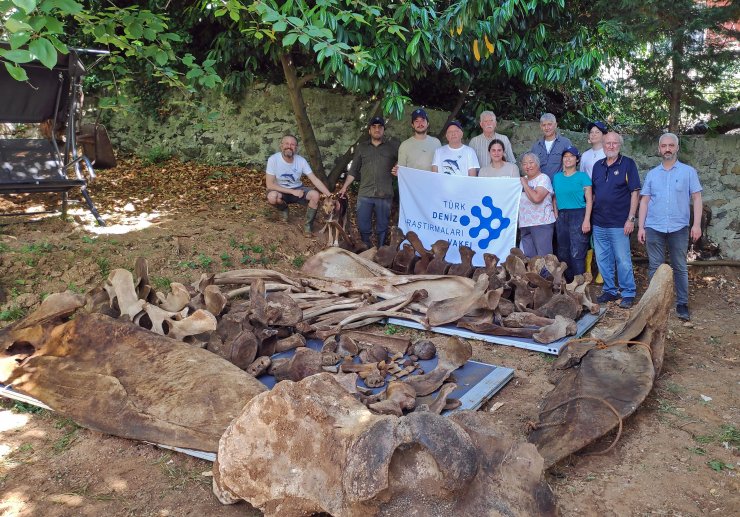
[1,0,220,94]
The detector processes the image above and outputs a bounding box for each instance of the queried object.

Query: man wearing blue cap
[394,108,441,173]
[339,116,399,247]
[581,121,607,178]
[431,120,479,176]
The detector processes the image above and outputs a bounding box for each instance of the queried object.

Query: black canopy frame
[0,46,108,225]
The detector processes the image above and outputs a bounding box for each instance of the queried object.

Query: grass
[292,255,306,268]
[11,401,47,414]
[153,453,210,491]
[52,417,81,453]
[152,276,172,290]
[539,352,557,363]
[707,459,734,472]
[385,324,400,335]
[20,242,53,254]
[66,282,86,294]
[657,399,684,417]
[81,235,96,244]
[0,306,26,321]
[96,257,111,278]
[220,252,233,268]
[0,242,9,253]
[142,146,173,165]
[662,381,686,395]
[694,425,739,447]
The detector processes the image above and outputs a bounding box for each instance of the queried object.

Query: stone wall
[103,85,739,259]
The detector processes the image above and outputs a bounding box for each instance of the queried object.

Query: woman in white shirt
[518,152,556,257]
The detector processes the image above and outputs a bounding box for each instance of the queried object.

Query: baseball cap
[444,120,463,131]
[562,145,580,158]
[369,116,385,127]
[411,108,428,122]
[587,121,608,134]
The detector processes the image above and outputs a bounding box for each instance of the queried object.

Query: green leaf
[12,0,36,14]
[4,61,29,81]
[9,31,32,49]
[29,37,57,68]
[154,50,168,66]
[47,0,82,14]
[273,20,287,32]
[185,68,204,79]
[43,15,64,33]
[283,32,298,46]
[5,18,33,33]
[1,48,34,63]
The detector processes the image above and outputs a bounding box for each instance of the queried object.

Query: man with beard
[638,133,703,321]
[591,131,641,309]
[266,134,332,235]
[530,113,572,181]
[468,110,516,168]
[339,117,399,247]
[394,108,441,173]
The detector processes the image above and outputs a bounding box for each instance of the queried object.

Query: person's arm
[582,186,592,233]
[468,148,480,176]
[624,190,639,235]
[467,168,478,177]
[340,147,362,195]
[520,177,549,203]
[637,195,649,243]
[552,195,558,219]
[307,173,332,197]
[265,173,305,197]
[690,192,703,242]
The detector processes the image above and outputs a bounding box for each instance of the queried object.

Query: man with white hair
[530,113,572,180]
[638,133,703,321]
[468,111,516,168]
[591,131,641,309]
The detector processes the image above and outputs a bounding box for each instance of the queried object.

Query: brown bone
[426,240,452,275]
[448,246,476,277]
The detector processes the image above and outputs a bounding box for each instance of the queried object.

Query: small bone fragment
[510,277,534,311]
[535,293,581,320]
[411,340,436,360]
[275,334,306,353]
[204,285,227,316]
[336,334,359,356]
[322,336,338,353]
[403,337,471,396]
[166,309,217,341]
[503,312,555,328]
[342,330,410,356]
[368,382,416,415]
[134,257,150,293]
[428,383,458,414]
[156,282,191,312]
[246,356,271,377]
[533,315,578,344]
[359,344,388,364]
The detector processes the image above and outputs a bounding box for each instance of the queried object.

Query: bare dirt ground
[1,159,738,516]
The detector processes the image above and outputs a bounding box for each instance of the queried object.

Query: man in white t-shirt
[393,108,441,173]
[468,110,516,168]
[431,121,479,176]
[580,121,607,178]
[266,134,332,235]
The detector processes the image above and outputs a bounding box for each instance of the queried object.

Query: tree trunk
[325,98,384,191]
[280,53,327,184]
[668,36,684,133]
[436,79,472,140]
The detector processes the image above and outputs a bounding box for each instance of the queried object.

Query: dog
[319,193,351,248]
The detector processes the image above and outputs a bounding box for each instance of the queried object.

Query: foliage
[0,0,221,107]
[0,305,25,321]
[595,0,740,133]
[142,145,174,165]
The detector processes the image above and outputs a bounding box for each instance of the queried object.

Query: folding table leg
[80,186,105,226]
[61,191,68,220]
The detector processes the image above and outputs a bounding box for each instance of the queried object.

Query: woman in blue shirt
[552,146,592,282]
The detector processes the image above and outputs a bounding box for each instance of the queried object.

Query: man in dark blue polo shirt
[591,131,641,308]
[530,113,573,181]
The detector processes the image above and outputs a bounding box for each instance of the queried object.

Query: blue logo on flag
[460,196,511,248]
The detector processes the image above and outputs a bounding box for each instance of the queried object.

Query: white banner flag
[397,166,521,267]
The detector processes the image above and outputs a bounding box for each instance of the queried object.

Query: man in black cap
[393,108,441,173]
[339,116,399,247]
[581,121,607,178]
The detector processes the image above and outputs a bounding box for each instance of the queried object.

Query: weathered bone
[105,269,146,321]
[503,312,555,328]
[391,243,418,274]
[246,356,271,377]
[375,227,405,268]
[448,246,475,277]
[368,381,416,415]
[533,315,577,344]
[426,240,451,275]
[166,309,217,341]
[428,382,458,414]
[134,302,188,335]
[156,282,190,312]
[402,337,471,397]
[426,275,500,327]
[204,285,227,316]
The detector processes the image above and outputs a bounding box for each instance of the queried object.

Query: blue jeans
[357,196,392,247]
[593,225,636,297]
[520,223,554,258]
[646,226,689,305]
[556,208,590,281]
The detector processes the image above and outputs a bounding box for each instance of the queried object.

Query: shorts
[270,186,312,206]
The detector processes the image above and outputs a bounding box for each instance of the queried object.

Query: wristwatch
[628,216,636,222]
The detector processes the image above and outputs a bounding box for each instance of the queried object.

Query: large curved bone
[301,247,396,279]
[134,302,188,335]
[426,275,500,327]
[105,269,145,321]
[12,291,85,328]
[533,315,577,344]
[166,309,217,341]
[529,264,674,468]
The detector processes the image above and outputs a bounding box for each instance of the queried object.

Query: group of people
[264,110,703,321]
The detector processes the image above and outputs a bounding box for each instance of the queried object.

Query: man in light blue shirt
[638,133,703,321]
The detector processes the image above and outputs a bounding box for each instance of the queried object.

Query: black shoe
[676,304,690,321]
[597,292,620,303]
[619,297,634,309]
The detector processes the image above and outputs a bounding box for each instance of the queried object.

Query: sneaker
[279,209,289,222]
[619,297,634,309]
[676,304,690,321]
[596,292,620,303]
